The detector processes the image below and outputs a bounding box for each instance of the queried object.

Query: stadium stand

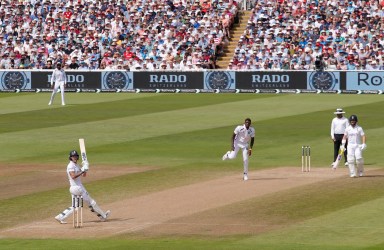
[2,0,382,71]
[0,0,245,70]
[228,0,384,70]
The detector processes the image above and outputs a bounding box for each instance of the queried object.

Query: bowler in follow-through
[222,118,255,181]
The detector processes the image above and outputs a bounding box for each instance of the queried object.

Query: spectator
[43,60,54,69]
[68,56,79,69]
[229,0,384,70]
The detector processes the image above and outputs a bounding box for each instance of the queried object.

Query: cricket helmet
[349,115,358,122]
[69,150,79,160]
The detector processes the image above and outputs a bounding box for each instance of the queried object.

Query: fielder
[55,150,110,224]
[339,115,367,178]
[222,118,255,181]
[48,63,67,106]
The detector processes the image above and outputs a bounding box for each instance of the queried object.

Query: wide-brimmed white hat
[334,108,345,114]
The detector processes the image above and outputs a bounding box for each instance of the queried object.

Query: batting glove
[81,161,89,172]
[361,143,367,151]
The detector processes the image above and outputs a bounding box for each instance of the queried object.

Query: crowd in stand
[230,0,384,70]
[1,0,384,71]
[0,0,240,70]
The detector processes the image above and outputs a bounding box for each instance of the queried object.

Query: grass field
[1,92,384,249]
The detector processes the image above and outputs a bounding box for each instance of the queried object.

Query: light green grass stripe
[244,196,384,249]
[0,95,382,162]
[0,93,154,114]
[1,92,380,116]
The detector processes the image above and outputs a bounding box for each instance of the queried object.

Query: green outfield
[1,92,384,249]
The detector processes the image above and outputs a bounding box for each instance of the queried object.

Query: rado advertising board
[346,72,384,90]
[235,71,307,89]
[133,72,204,89]
[31,71,101,89]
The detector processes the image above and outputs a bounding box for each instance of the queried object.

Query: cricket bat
[332,147,345,170]
[79,138,88,162]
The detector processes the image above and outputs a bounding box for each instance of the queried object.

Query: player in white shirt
[48,63,67,106]
[222,118,255,181]
[54,150,110,224]
[340,115,367,178]
[331,108,349,167]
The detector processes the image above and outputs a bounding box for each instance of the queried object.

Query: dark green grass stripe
[0,94,272,134]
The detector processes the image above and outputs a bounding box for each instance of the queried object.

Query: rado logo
[252,75,289,83]
[358,73,384,86]
[48,75,85,83]
[150,75,187,83]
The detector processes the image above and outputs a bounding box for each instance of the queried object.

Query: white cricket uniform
[223,124,255,174]
[344,124,365,176]
[54,161,108,222]
[67,161,93,205]
[49,68,67,105]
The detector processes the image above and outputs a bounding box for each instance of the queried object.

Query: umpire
[331,108,349,167]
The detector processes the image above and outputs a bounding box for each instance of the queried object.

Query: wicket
[301,146,311,172]
[72,195,83,228]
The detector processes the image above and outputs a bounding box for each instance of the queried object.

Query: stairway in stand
[216,10,252,69]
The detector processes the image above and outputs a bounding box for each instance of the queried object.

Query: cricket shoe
[243,173,248,181]
[345,162,349,166]
[54,215,67,224]
[350,174,357,178]
[48,101,52,106]
[101,210,111,222]
[359,171,364,177]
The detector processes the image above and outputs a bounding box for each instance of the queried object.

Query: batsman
[339,115,367,178]
[55,150,110,224]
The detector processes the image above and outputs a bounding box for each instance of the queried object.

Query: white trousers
[347,144,364,176]
[49,81,65,105]
[56,185,107,221]
[223,144,250,174]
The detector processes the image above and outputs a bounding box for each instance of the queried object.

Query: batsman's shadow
[360,175,384,178]
[248,177,287,181]
[88,217,133,223]
[90,218,135,223]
